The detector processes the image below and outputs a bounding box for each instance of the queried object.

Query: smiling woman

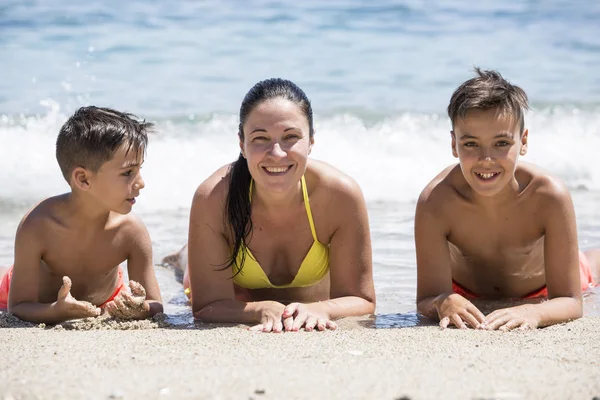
[163,78,376,332]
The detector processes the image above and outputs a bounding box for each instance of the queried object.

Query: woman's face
[240,97,313,195]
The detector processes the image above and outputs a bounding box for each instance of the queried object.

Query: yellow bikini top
[233,175,329,289]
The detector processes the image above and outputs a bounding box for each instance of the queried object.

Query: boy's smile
[451,108,528,198]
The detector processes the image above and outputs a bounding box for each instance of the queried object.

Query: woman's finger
[291,310,308,331]
[283,303,300,318]
[304,316,318,332]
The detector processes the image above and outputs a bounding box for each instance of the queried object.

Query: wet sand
[1,312,599,400]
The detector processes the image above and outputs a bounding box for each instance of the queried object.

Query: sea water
[1,0,599,327]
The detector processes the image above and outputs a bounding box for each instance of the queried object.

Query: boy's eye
[122,170,132,177]
[463,142,477,147]
[496,141,510,146]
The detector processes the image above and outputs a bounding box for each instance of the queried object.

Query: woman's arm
[188,171,285,327]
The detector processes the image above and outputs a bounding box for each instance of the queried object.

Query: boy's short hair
[56,106,153,182]
[447,68,530,134]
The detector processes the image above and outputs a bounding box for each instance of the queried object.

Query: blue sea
[1,0,599,326]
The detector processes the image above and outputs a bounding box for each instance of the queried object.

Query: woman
[165,78,375,332]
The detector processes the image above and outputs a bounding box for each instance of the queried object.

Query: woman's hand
[281,302,337,332]
[248,301,287,333]
[436,293,486,329]
[248,301,337,332]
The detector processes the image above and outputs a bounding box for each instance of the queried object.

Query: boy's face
[88,145,145,214]
[451,108,528,197]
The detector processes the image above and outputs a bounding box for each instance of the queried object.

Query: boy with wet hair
[0,106,163,323]
[415,68,599,330]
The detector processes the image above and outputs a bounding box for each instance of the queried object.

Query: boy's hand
[105,281,150,320]
[436,293,486,329]
[54,276,101,319]
[481,304,540,331]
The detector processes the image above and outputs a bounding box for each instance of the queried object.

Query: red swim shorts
[452,251,595,299]
[0,266,127,310]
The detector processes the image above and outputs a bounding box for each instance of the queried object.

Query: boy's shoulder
[417,164,464,209]
[516,162,572,204]
[17,194,69,234]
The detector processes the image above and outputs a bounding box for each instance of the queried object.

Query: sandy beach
[1,313,599,400]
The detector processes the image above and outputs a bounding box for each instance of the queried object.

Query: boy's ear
[72,167,91,191]
[450,131,458,158]
[520,129,529,156]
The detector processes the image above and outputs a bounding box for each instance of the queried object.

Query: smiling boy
[0,106,163,323]
[415,68,598,330]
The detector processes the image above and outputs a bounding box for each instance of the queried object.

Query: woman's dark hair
[224,78,314,276]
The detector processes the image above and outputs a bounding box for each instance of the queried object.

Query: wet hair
[224,78,314,276]
[56,106,152,182]
[447,67,529,134]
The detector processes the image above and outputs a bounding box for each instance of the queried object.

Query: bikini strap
[248,179,253,202]
[301,175,318,241]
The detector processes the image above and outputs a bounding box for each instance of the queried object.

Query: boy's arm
[8,217,100,324]
[485,181,582,330]
[415,190,485,328]
[121,216,163,319]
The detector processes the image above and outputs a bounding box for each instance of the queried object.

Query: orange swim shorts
[0,266,127,310]
[452,251,595,300]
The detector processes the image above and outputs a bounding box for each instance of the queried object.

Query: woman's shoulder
[193,163,233,206]
[305,159,365,214]
[306,159,362,197]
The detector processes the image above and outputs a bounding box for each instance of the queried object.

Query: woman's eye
[463,142,477,147]
[496,141,510,146]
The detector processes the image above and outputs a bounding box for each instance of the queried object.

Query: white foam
[1,104,599,212]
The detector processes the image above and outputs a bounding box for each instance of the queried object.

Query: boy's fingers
[248,324,264,332]
[326,320,337,330]
[129,281,146,297]
[114,297,128,311]
[462,312,481,329]
[451,314,467,329]
[439,316,450,329]
[467,305,486,324]
[486,315,509,330]
[499,319,521,332]
[119,291,139,308]
[57,276,72,300]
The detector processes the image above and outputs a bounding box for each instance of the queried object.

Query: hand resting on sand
[249,301,337,333]
[105,281,150,320]
[436,293,486,330]
[54,276,102,319]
